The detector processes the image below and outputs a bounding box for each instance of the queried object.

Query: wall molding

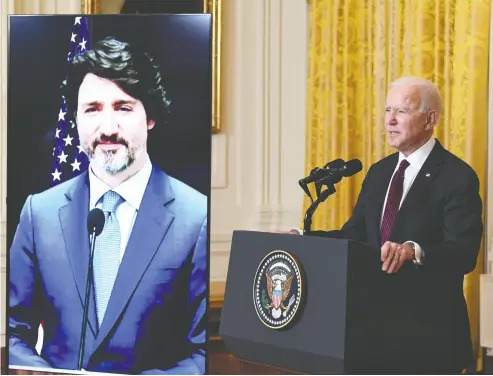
[211,134,228,189]
[208,0,307,281]
[248,0,307,233]
[252,207,304,231]
[210,232,232,256]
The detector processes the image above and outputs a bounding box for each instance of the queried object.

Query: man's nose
[99,110,118,135]
[387,110,397,124]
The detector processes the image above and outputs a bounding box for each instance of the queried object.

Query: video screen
[7,14,211,374]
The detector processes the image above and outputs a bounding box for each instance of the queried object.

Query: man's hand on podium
[272,229,301,235]
[381,241,415,274]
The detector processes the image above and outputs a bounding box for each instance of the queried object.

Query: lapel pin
[425,173,431,177]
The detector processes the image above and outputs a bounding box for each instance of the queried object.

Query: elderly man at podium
[283,76,483,374]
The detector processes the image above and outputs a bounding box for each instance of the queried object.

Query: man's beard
[84,135,144,175]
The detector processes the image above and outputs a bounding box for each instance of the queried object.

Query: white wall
[209,0,308,281]
[0,0,308,351]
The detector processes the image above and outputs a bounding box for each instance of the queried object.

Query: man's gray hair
[389,76,442,118]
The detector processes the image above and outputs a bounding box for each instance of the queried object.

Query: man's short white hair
[389,76,442,118]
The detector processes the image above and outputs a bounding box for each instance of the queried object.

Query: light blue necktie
[93,190,123,327]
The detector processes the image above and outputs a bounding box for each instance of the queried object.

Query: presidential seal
[253,250,304,329]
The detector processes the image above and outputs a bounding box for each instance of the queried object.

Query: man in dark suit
[289,77,483,373]
[9,37,207,374]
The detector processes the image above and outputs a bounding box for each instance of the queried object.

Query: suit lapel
[390,142,445,237]
[93,166,176,350]
[59,172,99,338]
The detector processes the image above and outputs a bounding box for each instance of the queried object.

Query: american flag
[38,15,92,354]
[50,16,90,187]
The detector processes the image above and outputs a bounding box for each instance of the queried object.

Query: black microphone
[87,208,105,236]
[328,158,363,177]
[323,158,345,170]
[315,159,345,196]
[298,159,344,186]
[315,159,363,186]
[301,159,361,184]
[303,159,363,234]
[77,208,105,371]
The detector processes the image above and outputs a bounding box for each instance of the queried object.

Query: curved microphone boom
[303,186,335,235]
[299,159,345,202]
[298,167,321,202]
[78,208,105,371]
[301,159,363,234]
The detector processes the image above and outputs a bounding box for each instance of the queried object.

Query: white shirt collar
[88,154,153,211]
[398,137,436,171]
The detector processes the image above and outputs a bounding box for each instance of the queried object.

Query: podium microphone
[299,159,345,201]
[77,208,105,371]
[315,158,363,186]
[299,159,344,184]
[303,159,363,234]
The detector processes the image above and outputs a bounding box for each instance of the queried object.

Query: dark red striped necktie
[380,159,410,245]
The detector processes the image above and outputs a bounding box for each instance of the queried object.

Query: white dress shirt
[382,136,436,264]
[88,155,153,262]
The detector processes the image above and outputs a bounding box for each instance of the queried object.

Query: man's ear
[147,120,156,130]
[424,110,436,131]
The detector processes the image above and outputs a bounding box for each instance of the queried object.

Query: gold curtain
[303,0,490,371]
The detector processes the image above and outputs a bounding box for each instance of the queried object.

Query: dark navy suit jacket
[9,165,207,374]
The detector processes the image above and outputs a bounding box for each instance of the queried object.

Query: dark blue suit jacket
[9,165,207,374]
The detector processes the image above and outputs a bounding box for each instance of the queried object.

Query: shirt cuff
[404,240,425,265]
[290,228,303,235]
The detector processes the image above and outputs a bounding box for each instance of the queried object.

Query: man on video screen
[9,36,207,375]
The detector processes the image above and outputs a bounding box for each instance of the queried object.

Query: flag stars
[52,169,62,181]
[63,134,74,146]
[71,158,81,171]
[57,151,68,164]
[51,15,89,188]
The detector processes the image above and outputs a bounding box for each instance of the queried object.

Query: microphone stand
[299,166,321,204]
[303,183,336,235]
[77,230,98,371]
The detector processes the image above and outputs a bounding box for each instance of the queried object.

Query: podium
[219,230,453,374]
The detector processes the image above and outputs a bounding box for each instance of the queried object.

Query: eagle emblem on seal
[262,263,296,319]
[254,250,304,329]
